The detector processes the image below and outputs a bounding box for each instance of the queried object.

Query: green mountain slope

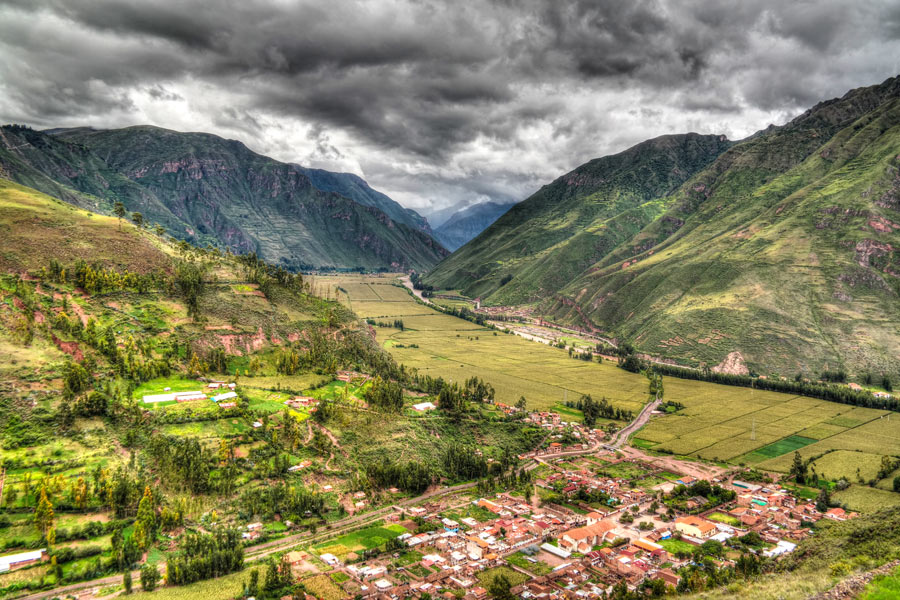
[430,75,900,376]
[0,125,446,270]
[550,76,900,375]
[424,133,732,302]
[295,166,432,234]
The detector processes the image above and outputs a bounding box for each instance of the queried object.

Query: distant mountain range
[426,76,900,376]
[432,201,515,251]
[0,124,447,270]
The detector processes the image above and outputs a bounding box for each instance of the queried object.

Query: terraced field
[327,274,900,512]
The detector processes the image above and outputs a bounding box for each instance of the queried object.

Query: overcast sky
[1,1,899,214]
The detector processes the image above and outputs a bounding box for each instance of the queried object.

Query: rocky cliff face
[0,125,446,270]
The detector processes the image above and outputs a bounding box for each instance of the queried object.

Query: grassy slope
[550,79,900,375]
[0,178,172,273]
[424,133,732,303]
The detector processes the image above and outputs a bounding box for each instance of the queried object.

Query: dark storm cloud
[0,0,898,212]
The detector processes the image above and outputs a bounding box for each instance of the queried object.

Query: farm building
[0,549,47,573]
[142,391,206,403]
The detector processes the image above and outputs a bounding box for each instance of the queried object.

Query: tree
[894,475,900,493]
[131,212,144,227]
[154,224,165,236]
[34,486,54,539]
[790,451,807,485]
[123,568,133,594]
[816,486,831,512]
[140,564,160,591]
[488,573,515,600]
[114,202,126,230]
[247,569,259,598]
[135,486,157,549]
[516,396,527,410]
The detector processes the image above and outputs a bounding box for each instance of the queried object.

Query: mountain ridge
[432,200,514,251]
[0,124,446,270]
[426,75,900,375]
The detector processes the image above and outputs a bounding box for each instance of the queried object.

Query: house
[652,568,681,588]
[212,391,238,402]
[142,390,205,403]
[319,553,340,566]
[283,551,308,567]
[0,549,47,573]
[218,402,237,409]
[675,516,717,539]
[412,401,437,412]
[541,543,571,559]
[559,520,617,551]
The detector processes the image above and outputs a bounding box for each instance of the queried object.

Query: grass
[313,523,408,559]
[832,485,900,513]
[659,538,696,555]
[506,551,553,576]
[859,566,900,600]
[707,512,740,526]
[745,435,819,460]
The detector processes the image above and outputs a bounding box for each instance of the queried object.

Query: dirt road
[399,275,434,306]
[610,398,661,449]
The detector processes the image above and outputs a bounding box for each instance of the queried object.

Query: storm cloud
[1,0,898,214]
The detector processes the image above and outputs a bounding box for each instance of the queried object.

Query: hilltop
[0,124,446,270]
[427,76,900,376]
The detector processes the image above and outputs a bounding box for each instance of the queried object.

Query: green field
[744,435,819,461]
[313,523,408,559]
[659,537,696,555]
[328,275,900,512]
[708,512,740,526]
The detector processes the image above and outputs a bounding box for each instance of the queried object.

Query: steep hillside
[433,201,514,250]
[295,166,432,234]
[425,133,732,302]
[0,125,446,270]
[549,76,900,375]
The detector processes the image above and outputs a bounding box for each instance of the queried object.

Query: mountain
[426,133,733,301]
[290,166,432,234]
[0,124,446,270]
[432,201,514,251]
[427,75,900,375]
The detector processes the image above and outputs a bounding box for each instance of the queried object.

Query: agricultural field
[329,275,900,512]
[312,523,408,559]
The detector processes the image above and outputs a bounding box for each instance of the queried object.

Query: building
[0,549,46,573]
[142,390,206,403]
[674,516,717,539]
[412,401,437,411]
[559,521,617,551]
